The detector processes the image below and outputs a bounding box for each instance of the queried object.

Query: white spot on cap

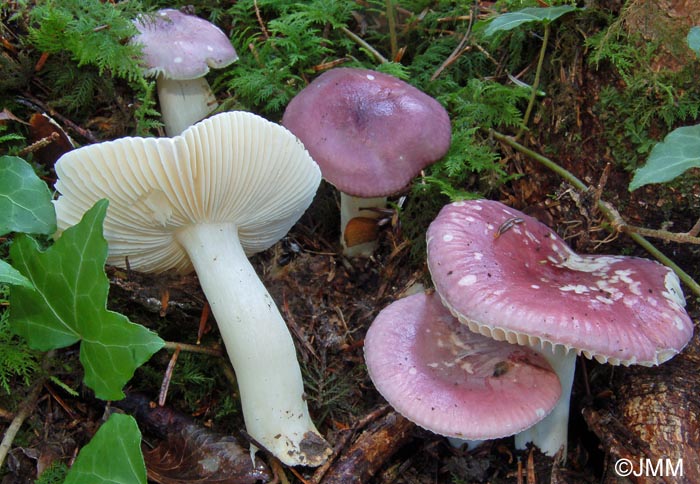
[662,271,685,307]
[458,274,477,286]
[474,252,483,260]
[535,408,546,418]
[531,284,540,289]
[408,367,417,375]
[207,45,214,52]
[174,57,183,63]
[559,284,591,294]
[443,233,454,242]
[366,74,375,80]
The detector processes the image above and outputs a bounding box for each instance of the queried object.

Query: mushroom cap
[53,111,321,274]
[426,199,694,366]
[364,292,561,440]
[282,68,451,197]
[132,8,238,80]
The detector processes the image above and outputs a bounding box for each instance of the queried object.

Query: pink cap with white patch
[282,68,451,197]
[363,292,561,439]
[426,199,694,366]
[133,9,238,80]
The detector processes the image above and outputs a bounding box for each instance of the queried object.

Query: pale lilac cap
[426,199,694,366]
[282,68,451,197]
[363,292,561,440]
[132,9,238,80]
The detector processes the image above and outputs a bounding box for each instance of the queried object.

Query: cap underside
[54,111,320,273]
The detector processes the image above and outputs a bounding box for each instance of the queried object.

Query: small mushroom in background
[132,8,238,136]
[282,67,451,257]
[53,111,331,467]
[426,199,695,458]
[363,291,562,445]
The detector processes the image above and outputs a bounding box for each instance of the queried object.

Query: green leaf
[64,413,147,484]
[630,124,700,190]
[484,6,579,36]
[0,259,33,288]
[9,200,164,400]
[688,26,700,57]
[0,155,56,236]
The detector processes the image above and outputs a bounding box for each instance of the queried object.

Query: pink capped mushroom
[132,8,238,136]
[426,199,694,457]
[282,67,451,256]
[363,291,562,442]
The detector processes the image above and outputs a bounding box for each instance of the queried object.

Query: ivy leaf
[629,124,700,190]
[484,6,579,36]
[0,259,32,288]
[9,200,164,400]
[688,26,700,57]
[64,413,147,484]
[0,155,56,236]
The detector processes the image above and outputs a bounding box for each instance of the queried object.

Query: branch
[490,130,700,298]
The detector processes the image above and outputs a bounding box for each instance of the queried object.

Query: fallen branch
[313,409,415,484]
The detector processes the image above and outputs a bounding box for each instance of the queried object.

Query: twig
[340,27,389,64]
[490,130,700,298]
[0,351,54,469]
[431,7,475,80]
[604,204,700,245]
[158,345,181,406]
[163,340,223,357]
[0,380,44,468]
[254,0,271,40]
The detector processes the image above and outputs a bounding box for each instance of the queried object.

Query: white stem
[514,344,576,459]
[339,192,387,257]
[175,223,330,466]
[156,75,219,136]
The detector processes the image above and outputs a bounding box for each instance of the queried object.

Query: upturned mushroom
[426,199,694,457]
[282,67,451,256]
[53,111,331,466]
[364,291,562,442]
[132,8,238,136]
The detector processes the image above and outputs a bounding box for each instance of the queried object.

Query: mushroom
[364,291,562,442]
[282,67,451,256]
[52,111,331,466]
[132,8,238,136]
[426,199,694,457]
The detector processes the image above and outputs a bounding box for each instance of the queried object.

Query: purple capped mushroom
[426,199,694,457]
[282,67,451,256]
[364,291,561,442]
[132,9,238,136]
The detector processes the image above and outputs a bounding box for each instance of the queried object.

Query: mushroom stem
[175,222,330,467]
[514,344,576,459]
[340,192,387,257]
[156,74,218,136]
